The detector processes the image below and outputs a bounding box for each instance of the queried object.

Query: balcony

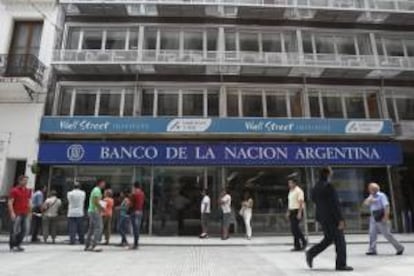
[0,54,47,98]
[61,0,414,23]
[52,49,414,78]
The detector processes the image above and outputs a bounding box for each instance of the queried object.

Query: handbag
[372,209,385,222]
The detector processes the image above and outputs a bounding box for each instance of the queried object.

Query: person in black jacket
[306,167,353,271]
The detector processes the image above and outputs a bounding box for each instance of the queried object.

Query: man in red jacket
[8,175,31,252]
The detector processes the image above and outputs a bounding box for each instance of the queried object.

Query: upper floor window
[308,89,380,119]
[385,90,414,121]
[227,89,302,118]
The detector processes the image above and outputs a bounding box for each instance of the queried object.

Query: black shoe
[129,245,138,250]
[291,248,302,252]
[13,247,25,252]
[302,240,308,250]
[396,248,404,256]
[366,251,377,256]
[305,251,313,268]
[336,266,354,271]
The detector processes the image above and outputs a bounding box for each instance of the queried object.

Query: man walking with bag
[364,182,404,256]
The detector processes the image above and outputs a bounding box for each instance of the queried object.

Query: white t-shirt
[221,194,232,214]
[67,189,86,217]
[288,186,305,210]
[43,196,62,217]
[201,195,211,214]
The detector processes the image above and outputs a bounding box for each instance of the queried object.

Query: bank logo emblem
[67,144,85,162]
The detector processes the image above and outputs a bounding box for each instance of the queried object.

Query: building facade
[0,0,58,194]
[37,0,414,235]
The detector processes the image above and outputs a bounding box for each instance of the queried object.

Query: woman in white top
[240,191,254,240]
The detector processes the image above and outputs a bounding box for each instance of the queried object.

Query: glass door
[152,167,220,236]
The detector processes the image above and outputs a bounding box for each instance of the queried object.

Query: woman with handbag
[364,183,404,256]
[240,191,254,240]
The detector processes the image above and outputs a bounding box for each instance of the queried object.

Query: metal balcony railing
[60,0,414,13]
[52,49,414,72]
[1,54,45,84]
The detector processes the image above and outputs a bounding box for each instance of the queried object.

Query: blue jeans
[118,215,130,244]
[130,211,143,247]
[68,217,85,245]
[10,215,27,249]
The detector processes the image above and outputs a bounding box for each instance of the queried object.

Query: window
[144,27,157,50]
[158,91,179,116]
[99,92,121,116]
[336,36,356,55]
[240,33,259,52]
[366,93,380,119]
[58,89,72,116]
[225,31,237,51]
[395,98,414,120]
[242,93,263,117]
[142,89,154,116]
[182,92,204,116]
[315,35,335,54]
[207,29,218,51]
[124,93,134,116]
[290,92,302,117]
[74,90,96,116]
[302,33,313,54]
[345,96,366,118]
[66,27,81,50]
[266,94,287,117]
[309,94,321,117]
[82,29,103,49]
[105,29,126,50]
[386,98,396,121]
[383,38,405,57]
[262,33,282,53]
[184,31,203,51]
[322,96,343,118]
[207,91,219,116]
[160,29,179,50]
[227,93,239,116]
[129,28,139,50]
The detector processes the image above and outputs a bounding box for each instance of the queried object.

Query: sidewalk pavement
[1,233,414,246]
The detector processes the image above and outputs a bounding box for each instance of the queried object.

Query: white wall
[0,103,44,191]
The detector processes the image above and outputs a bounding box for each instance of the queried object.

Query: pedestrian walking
[85,179,106,252]
[31,186,46,243]
[129,181,145,250]
[219,188,232,240]
[287,173,307,251]
[240,191,253,240]
[8,175,31,252]
[42,190,62,244]
[199,189,211,239]
[364,182,404,256]
[118,190,130,247]
[102,189,114,245]
[67,182,86,245]
[306,167,353,271]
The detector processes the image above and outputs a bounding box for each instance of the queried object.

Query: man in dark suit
[306,167,353,271]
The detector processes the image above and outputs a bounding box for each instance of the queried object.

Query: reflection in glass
[396,98,414,120]
[243,94,263,117]
[59,89,72,116]
[158,92,179,116]
[142,90,154,116]
[105,29,126,50]
[207,91,219,117]
[227,93,239,117]
[345,96,366,118]
[74,91,96,116]
[266,94,287,117]
[82,29,103,49]
[323,96,343,118]
[309,95,321,117]
[124,93,134,116]
[160,30,179,50]
[66,27,81,49]
[182,93,204,116]
[99,93,121,116]
[240,33,259,52]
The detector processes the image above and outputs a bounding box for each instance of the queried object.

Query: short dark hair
[319,167,332,181]
[17,175,28,183]
[49,190,57,197]
[97,179,105,185]
[202,189,208,195]
[134,181,142,189]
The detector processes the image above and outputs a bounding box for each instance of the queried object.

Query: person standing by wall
[85,179,106,252]
[102,189,114,245]
[67,182,86,245]
[220,188,232,240]
[199,189,211,239]
[31,186,46,243]
[240,191,253,240]
[8,175,31,252]
[286,173,307,251]
[129,181,145,250]
[306,167,353,271]
[42,190,62,244]
[364,182,404,256]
